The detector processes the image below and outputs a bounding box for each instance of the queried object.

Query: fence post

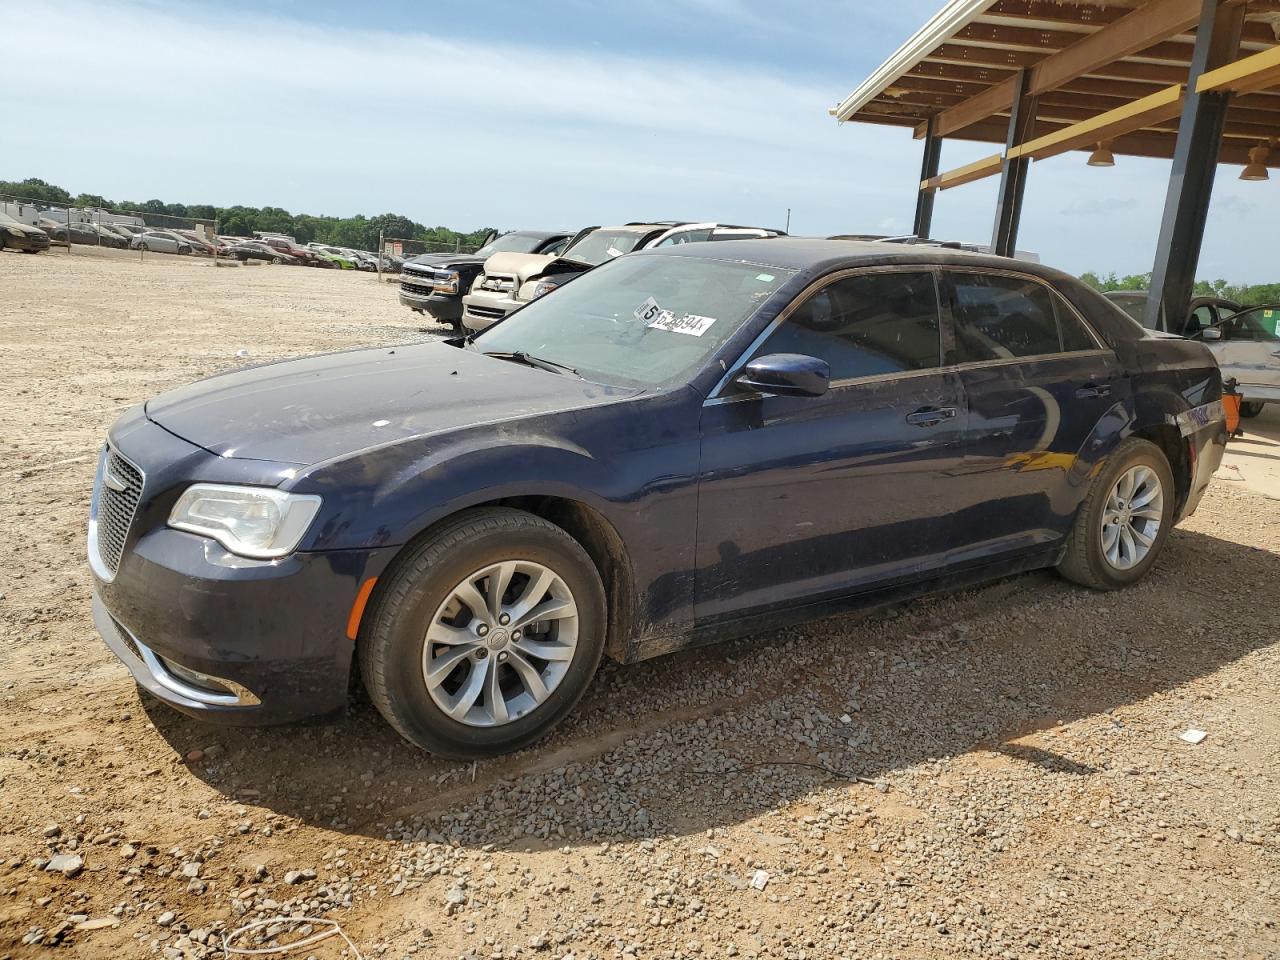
[377,229,383,281]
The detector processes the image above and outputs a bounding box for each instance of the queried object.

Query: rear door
[943,269,1124,565]
[695,267,967,622]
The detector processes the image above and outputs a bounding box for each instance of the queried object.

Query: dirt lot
[1,248,1277,960]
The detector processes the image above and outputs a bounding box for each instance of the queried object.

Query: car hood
[482,252,557,283]
[4,222,46,238]
[405,253,484,271]
[144,340,634,467]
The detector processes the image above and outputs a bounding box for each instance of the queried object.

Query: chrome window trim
[952,348,1112,372]
[706,264,945,402]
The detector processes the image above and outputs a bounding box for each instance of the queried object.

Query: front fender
[299,436,622,551]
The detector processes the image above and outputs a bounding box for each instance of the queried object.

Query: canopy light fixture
[1087,141,1115,167]
[1240,143,1271,181]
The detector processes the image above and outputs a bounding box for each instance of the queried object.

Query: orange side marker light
[346,577,378,641]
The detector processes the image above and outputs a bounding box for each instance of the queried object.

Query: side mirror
[735,353,830,398]
[1200,326,1223,341]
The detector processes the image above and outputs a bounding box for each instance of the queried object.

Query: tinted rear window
[950,273,1097,361]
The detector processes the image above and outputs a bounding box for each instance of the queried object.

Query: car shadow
[145,526,1278,851]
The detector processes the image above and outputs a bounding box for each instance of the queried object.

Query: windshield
[474,232,551,258]
[561,229,647,266]
[470,254,795,388]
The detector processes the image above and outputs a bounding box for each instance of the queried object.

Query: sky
[4,0,1276,282]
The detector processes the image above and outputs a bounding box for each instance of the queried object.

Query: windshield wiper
[483,351,579,377]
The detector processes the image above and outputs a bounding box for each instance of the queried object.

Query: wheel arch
[1129,422,1192,517]
[359,496,637,663]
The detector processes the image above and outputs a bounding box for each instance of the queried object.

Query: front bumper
[92,532,387,723]
[398,285,462,321]
[88,418,391,724]
[461,290,520,332]
[4,232,50,252]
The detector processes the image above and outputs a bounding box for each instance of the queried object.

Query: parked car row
[20,216,398,272]
[398,221,785,333]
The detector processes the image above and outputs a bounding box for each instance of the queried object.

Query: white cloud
[3,0,1276,282]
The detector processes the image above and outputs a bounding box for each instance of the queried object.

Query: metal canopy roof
[832,0,1280,167]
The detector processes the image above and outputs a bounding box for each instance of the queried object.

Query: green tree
[0,177,73,204]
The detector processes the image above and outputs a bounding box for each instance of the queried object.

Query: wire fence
[1,193,219,261]
[381,236,483,259]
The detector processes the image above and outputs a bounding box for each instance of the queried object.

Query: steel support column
[991,69,1037,258]
[913,116,942,239]
[1146,0,1244,333]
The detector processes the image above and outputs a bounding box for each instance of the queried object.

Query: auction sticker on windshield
[634,297,718,337]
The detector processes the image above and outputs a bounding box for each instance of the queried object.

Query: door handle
[906,406,957,427]
[1075,382,1113,399]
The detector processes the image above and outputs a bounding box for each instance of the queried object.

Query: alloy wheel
[1100,464,1164,570]
[422,560,579,727]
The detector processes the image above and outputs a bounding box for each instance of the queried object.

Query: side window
[656,229,712,247]
[1187,304,1215,336]
[950,273,1094,361]
[541,237,569,256]
[758,271,942,381]
[1056,299,1099,352]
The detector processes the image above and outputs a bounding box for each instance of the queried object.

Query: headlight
[432,269,460,294]
[5,227,23,238]
[168,484,322,559]
[531,280,560,300]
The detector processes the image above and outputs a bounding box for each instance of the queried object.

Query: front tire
[359,508,607,758]
[1058,437,1175,590]
[1240,401,1265,418]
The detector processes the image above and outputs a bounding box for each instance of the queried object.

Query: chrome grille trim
[88,445,145,582]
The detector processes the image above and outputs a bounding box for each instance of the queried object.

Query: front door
[941,269,1126,565]
[695,268,966,624]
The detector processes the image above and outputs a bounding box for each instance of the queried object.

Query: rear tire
[1058,437,1175,591]
[359,508,607,758]
[1240,401,1265,418]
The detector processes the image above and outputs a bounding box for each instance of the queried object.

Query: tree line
[0,178,496,253]
[1078,271,1279,306]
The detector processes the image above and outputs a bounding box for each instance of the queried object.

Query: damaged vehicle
[88,240,1226,758]
[1106,290,1280,416]
[398,230,574,332]
[460,222,783,332]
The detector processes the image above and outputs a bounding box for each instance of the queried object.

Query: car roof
[634,237,1066,280]
[598,223,673,233]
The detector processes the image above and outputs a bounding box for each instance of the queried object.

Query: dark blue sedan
[89,240,1227,757]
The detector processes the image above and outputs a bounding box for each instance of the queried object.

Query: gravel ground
[1,248,1277,960]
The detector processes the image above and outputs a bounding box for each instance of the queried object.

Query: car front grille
[97,448,144,576]
[401,280,435,297]
[467,305,507,320]
[479,275,516,293]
